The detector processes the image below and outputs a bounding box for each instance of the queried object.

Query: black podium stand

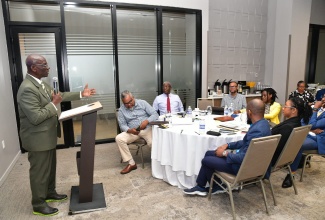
[59,101,106,214]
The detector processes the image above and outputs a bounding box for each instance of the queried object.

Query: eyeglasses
[123,98,133,105]
[34,63,49,68]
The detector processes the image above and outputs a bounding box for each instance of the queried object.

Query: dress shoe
[45,193,68,202]
[33,205,59,216]
[282,174,294,188]
[120,163,137,174]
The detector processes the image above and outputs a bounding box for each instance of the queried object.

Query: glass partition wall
[117,9,157,104]
[162,12,197,109]
[64,6,116,142]
[3,0,202,147]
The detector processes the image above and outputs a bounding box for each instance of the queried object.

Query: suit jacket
[304,111,325,154]
[17,74,80,151]
[227,118,271,173]
[271,116,301,165]
[264,102,281,124]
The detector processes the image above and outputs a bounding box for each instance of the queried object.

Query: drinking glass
[206,106,212,115]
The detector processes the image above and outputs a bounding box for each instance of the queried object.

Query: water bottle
[228,103,234,116]
[187,106,193,118]
[224,105,229,116]
[199,119,206,134]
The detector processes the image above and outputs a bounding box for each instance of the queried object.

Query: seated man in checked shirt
[116,90,158,174]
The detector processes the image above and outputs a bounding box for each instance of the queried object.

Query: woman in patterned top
[261,88,281,125]
[289,81,315,105]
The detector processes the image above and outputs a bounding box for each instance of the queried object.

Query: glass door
[10,27,68,147]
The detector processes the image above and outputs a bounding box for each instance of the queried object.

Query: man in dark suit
[183,99,271,196]
[17,54,96,216]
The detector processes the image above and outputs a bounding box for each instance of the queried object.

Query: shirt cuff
[50,102,57,111]
[80,91,82,98]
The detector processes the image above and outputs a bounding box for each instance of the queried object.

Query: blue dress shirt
[118,99,158,132]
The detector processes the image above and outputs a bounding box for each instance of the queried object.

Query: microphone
[53,77,58,95]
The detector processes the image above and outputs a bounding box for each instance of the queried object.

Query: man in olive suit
[17,54,96,216]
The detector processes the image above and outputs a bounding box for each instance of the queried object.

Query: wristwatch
[222,150,228,157]
[312,107,319,111]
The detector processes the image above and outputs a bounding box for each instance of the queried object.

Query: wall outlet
[2,140,5,149]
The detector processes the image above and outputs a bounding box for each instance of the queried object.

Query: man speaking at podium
[17,54,96,216]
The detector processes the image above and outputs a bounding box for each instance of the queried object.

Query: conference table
[151,115,248,189]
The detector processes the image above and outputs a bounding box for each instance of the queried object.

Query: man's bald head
[247,99,265,121]
[26,54,45,69]
[25,54,49,79]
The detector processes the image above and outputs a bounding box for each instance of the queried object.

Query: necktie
[167,94,171,113]
[41,83,51,101]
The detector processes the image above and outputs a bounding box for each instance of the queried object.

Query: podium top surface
[59,101,103,121]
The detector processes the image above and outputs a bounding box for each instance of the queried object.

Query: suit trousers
[196,151,236,188]
[28,149,57,209]
[115,127,152,162]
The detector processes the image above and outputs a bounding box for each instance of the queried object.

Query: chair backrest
[273,124,312,170]
[234,134,281,183]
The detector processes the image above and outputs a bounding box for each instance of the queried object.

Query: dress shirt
[221,93,247,111]
[153,93,184,115]
[118,99,159,132]
[289,90,315,104]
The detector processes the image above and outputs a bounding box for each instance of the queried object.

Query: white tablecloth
[151,118,246,189]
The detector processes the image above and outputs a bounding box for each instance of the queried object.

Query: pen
[194,131,200,135]
[180,129,183,134]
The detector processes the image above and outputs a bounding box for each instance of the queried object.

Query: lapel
[26,74,51,101]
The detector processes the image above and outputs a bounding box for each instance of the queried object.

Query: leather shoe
[282,174,294,188]
[120,164,137,174]
[33,205,59,216]
[45,193,68,202]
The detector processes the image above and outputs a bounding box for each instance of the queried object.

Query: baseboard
[0,150,21,187]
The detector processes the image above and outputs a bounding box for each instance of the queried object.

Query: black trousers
[28,149,57,209]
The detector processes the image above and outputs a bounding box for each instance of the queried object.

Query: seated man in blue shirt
[183,99,271,196]
[153,81,184,115]
[116,90,159,174]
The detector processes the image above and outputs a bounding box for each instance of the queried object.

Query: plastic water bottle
[224,105,229,116]
[187,106,193,118]
[228,103,234,116]
[199,119,206,134]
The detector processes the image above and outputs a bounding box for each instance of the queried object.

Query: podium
[59,101,106,214]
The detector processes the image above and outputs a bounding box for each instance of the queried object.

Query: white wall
[208,0,268,94]
[265,0,312,104]
[0,2,21,186]
[287,0,312,95]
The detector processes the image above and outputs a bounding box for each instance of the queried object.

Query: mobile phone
[136,126,140,131]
